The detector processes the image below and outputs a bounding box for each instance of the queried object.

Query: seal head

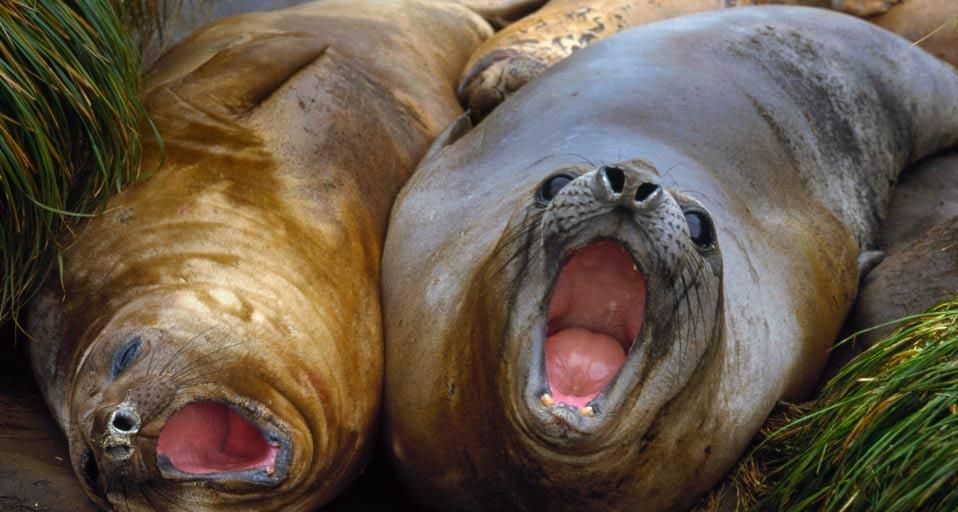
[496,162,722,444]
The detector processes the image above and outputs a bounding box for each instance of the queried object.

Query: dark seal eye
[684,209,715,249]
[112,336,142,379]
[538,173,576,204]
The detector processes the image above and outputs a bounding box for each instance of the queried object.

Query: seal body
[458,0,956,119]
[842,152,958,349]
[27,1,489,510]
[383,7,958,510]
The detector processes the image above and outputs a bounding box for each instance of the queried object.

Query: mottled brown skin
[458,0,953,120]
[26,1,489,510]
[383,7,958,511]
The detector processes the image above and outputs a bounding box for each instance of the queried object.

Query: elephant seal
[26,1,490,510]
[457,0,955,120]
[382,7,958,510]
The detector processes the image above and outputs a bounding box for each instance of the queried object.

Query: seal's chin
[544,241,646,409]
[157,401,279,475]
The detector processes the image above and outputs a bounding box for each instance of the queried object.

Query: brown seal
[458,0,957,120]
[382,7,958,510]
[26,1,490,510]
[839,151,958,352]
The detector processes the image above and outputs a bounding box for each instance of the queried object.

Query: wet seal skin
[382,7,958,511]
[26,1,490,510]
[457,0,956,121]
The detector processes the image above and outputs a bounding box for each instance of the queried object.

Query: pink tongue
[546,327,626,408]
[157,401,277,474]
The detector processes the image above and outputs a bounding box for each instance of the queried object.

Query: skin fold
[383,7,958,510]
[26,1,490,510]
[458,0,958,120]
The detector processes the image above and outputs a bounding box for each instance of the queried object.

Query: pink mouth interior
[157,401,278,475]
[545,241,646,408]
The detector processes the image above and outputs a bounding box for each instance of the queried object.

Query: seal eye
[684,209,715,249]
[112,336,142,379]
[538,173,576,204]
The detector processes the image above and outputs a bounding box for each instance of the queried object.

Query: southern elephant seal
[457,0,957,120]
[382,7,958,510]
[26,1,490,510]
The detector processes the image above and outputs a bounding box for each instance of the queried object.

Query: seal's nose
[595,166,661,209]
[109,406,141,435]
[93,403,141,462]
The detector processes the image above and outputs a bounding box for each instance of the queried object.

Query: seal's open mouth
[157,401,278,475]
[545,241,646,409]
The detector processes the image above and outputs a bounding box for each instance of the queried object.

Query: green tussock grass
[1,0,146,325]
[757,298,958,511]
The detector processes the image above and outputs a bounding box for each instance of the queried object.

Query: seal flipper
[857,250,885,282]
[165,33,328,117]
[422,112,473,162]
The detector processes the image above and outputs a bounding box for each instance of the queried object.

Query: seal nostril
[111,410,138,433]
[634,183,660,202]
[602,166,625,194]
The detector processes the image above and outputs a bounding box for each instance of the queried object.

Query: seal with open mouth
[26,0,490,510]
[382,6,958,510]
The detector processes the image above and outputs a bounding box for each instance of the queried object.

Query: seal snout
[91,403,141,463]
[108,405,141,435]
[100,405,141,462]
[595,165,662,209]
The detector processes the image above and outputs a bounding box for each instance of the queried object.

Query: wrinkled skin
[26,1,490,510]
[458,0,956,120]
[383,7,958,511]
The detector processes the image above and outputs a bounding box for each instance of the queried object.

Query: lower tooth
[541,393,555,407]
[578,406,594,417]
